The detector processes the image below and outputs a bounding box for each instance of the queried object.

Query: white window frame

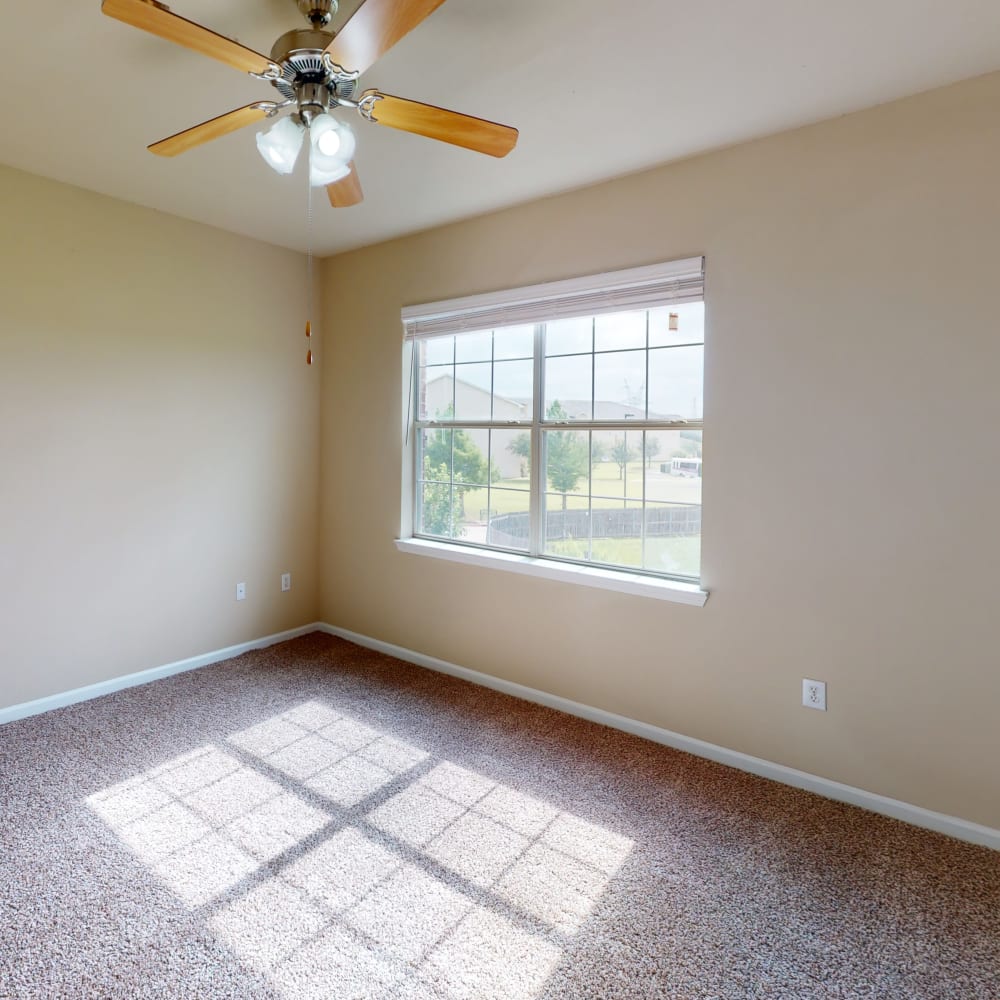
[399,258,708,607]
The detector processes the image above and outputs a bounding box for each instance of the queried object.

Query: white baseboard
[319,624,1000,852]
[4,620,996,851]
[0,623,324,726]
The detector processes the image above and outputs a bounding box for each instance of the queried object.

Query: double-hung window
[401,257,705,593]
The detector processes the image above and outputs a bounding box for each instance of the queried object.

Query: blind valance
[402,256,704,340]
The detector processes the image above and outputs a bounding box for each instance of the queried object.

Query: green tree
[544,401,589,509]
[507,431,531,477]
[644,434,661,469]
[424,422,490,487]
[421,407,491,534]
[419,464,463,536]
[680,429,703,457]
[671,431,702,459]
[610,435,636,480]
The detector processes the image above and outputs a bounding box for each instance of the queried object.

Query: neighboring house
[423,374,699,478]
[423,374,529,478]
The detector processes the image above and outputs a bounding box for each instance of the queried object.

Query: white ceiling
[2,0,999,255]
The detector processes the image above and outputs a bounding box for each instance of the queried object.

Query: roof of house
[424,374,682,422]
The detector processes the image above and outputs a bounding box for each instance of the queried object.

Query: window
[401,258,705,592]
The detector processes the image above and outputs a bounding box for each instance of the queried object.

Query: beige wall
[3,72,997,830]
[319,71,1000,830]
[0,166,320,708]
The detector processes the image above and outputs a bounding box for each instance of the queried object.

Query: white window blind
[402,257,705,340]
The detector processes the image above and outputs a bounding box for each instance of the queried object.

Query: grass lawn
[545,536,700,578]
[461,461,701,519]
[455,461,701,578]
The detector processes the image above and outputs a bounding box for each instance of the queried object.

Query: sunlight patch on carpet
[86,743,328,906]
[87,699,634,998]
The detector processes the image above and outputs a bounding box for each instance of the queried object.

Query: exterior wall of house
[423,374,527,478]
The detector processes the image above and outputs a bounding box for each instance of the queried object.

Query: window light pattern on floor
[86,699,633,1000]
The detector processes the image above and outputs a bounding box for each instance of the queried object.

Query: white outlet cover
[281,573,292,592]
[802,678,827,711]
[236,582,246,601]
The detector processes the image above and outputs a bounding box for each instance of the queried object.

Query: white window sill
[394,537,708,606]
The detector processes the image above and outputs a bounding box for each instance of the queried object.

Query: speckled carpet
[0,632,997,999]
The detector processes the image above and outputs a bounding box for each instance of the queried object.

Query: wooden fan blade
[324,0,446,77]
[360,91,518,158]
[149,105,270,157]
[327,162,364,207]
[101,0,272,74]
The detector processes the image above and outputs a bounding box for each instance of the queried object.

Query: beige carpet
[0,632,996,999]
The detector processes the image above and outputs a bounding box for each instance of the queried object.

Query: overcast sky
[421,302,704,420]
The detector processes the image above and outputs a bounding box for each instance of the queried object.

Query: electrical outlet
[802,678,827,711]
[281,573,291,592]
[236,582,246,602]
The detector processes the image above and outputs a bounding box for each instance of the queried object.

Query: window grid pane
[412,301,703,582]
[419,327,536,423]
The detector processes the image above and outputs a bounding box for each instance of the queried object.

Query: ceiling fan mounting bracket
[358,92,382,122]
[250,99,293,118]
[322,53,359,85]
[296,0,338,28]
[248,62,286,83]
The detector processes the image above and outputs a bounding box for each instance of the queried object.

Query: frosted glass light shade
[309,114,355,186]
[256,116,306,175]
[317,128,341,156]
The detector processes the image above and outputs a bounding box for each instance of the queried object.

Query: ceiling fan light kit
[255,115,305,174]
[253,113,355,185]
[101,0,520,210]
[307,115,356,186]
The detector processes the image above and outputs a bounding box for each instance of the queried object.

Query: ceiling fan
[101,0,519,208]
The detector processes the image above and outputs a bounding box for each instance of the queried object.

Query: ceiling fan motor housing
[269,28,358,118]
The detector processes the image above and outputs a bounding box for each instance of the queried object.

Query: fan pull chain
[305,169,314,365]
